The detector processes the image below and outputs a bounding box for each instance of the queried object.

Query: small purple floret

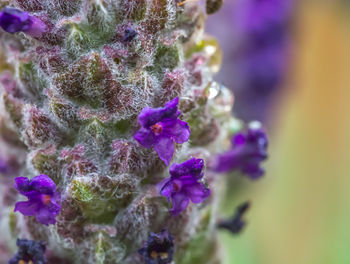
[14,174,60,226]
[134,97,190,165]
[8,238,47,264]
[213,127,268,179]
[122,27,138,42]
[158,158,210,215]
[0,7,46,37]
[138,229,174,264]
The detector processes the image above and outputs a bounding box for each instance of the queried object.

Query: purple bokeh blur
[207,0,293,123]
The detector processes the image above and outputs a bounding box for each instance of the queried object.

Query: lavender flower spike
[138,229,174,264]
[159,158,210,215]
[0,7,46,37]
[213,126,268,179]
[134,97,190,165]
[9,239,47,264]
[14,175,60,226]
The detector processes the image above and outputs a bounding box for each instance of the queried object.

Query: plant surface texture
[0,0,268,263]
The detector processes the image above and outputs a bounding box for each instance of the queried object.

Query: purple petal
[169,158,204,179]
[159,178,183,200]
[133,127,155,148]
[242,163,265,180]
[162,119,190,144]
[51,192,61,205]
[158,178,174,198]
[25,16,46,37]
[214,150,241,173]
[14,201,39,216]
[47,200,61,215]
[0,8,30,33]
[154,136,174,165]
[170,193,189,216]
[185,182,210,204]
[36,207,56,225]
[30,174,56,194]
[138,97,180,127]
[14,177,31,195]
[232,133,246,146]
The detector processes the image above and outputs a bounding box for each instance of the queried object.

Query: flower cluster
[217,201,250,234]
[134,99,210,215]
[14,174,60,225]
[158,158,210,215]
[134,97,190,165]
[138,229,174,264]
[213,127,268,179]
[9,239,47,264]
[0,7,46,37]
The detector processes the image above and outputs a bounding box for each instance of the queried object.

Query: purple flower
[8,238,47,264]
[217,201,250,234]
[158,158,210,215]
[234,0,292,122]
[134,97,190,165]
[14,174,60,226]
[138,229,174,264]
[0,7,46,37]
[213,127,268,179]
[237,0,292,40]
[122,27,138,42]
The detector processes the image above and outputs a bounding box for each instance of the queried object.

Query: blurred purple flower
[0,7,46,37]
[206,0,292,122]
[158,158,210,215]
[9,238,47,264]
[234,0,292,122]
[14,174,60,226]
[138,229,174,264]
[134,97,190,165]
[217,201,250,234]
[122,27,138,42]
[237,0,292,42]
[213,127,268,179]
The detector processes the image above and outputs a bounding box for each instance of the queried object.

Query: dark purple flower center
[151,123,163,135]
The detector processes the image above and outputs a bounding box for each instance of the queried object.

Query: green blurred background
[220,1,350,264]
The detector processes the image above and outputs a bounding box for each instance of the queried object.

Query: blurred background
[207,0,350,264]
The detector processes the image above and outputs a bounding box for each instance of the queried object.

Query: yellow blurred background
[221,1,350,264]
